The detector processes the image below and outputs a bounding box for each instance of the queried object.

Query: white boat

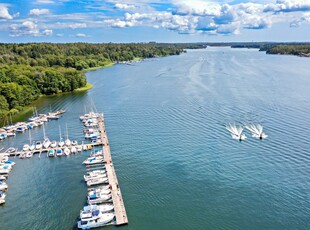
[87,192,112,204]
[86,170,106,177]
[0,168,10,174]
[58,139,65,147]
[56,149,63,156]
[87,177,109,187]
[6,147,16,153]
[64,147,70,156]
[35,141,42,150]
[226,123,247,141]
[26,152,33,158]
[0,175,7,181]
[23,144,30,151]
[245,124,268,140]
[87,185,110,192]
[2,160,15,166]
[87,187,111,196]
[90,149,103,157]
[43,138,51,149]
[65,124,71,146]
[50,140,57,148]
[19,153,26,159]
[84,173,107,182]
[77,146,82,152]
[83,156,104,165]
[71,146,77,154]
[80,204,114,220]
[0,181,8,191]
[0,191,6,204]
[29,140,35,151]
[83,145,88,151]
[77,213,114,229]
[72,140,78,146]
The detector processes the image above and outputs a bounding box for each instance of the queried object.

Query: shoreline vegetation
[0,43,198,120]
[0,42,308,121]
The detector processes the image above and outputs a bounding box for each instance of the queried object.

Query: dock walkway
[98,115,128,225]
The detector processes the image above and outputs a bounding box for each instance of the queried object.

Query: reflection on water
[1,48,310,229]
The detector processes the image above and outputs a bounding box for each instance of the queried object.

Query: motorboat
[56,149,63,157]
[43,138,51,149]
[72,140,78,146]
[80,204,114,221]
[19,153,26,159]
[0,168,10,174]
[6,147,16,153]
[245,124,268,140]
[64,147,70,156]
[35,141,42,150]
[48,149,55,157]
[87,177,109,187]
[2,160,15,166]
[226,123,247,141]
[87,192,112,204]
[84,173,107,182]
[77,146,82,152]
[15,126,26,133]
[26,152,33,158]
[83,145,88,151]
[23,144,30,151]
[29,142,35,151]
[83,156,104,165]
[6,132,16,137]
[87,187,111,196]
[86,170,106,176]
[50,140,57,148]
[90,149,103,157]
[0,181,8,191]
[0,176,7,181]
[87,185,110,192]
[77,213,114,229]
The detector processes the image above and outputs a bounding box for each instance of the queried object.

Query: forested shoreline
[0,43,185,118]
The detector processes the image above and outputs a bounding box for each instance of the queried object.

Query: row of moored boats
[0,109,65,141]
[78,149,115,229]
[0,155,16,204]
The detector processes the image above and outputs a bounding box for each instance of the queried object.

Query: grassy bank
[83,62,114,72]
[74,83,93,92]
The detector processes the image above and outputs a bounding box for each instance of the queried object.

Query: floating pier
[98,115,128,225]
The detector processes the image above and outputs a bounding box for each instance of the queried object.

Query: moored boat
[56,149,63,156]
[77,213,114,229]
[87,192,112,204]
[48,149,55,157]
[87,177,109,187]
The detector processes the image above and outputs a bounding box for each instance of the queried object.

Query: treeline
[0,43,184,117]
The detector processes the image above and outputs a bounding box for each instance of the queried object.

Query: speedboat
[64,147,70,156]
[50,140,57,148]
[26,152,33,158]
[0,181,8,191]
[87,177,109,187]
[84,173,107,182]
[43,138,51,149]
[77,213,115,229]
[35,141,42,150]
[87,192,112,204]
[48,149,55,157]
[56,149,63,157]
[83,156,104,165]
[226,124,247,141]
[23,144,30,151]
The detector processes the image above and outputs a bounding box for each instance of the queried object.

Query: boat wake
[226,123,247,141]
[245,124,268,139]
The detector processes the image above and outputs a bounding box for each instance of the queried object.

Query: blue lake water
[1,47,310,229]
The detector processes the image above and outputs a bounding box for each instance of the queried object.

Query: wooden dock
[98,115,128,226]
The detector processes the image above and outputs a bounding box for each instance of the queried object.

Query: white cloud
[104,19,139,28]
[9,20,53,37]
[114,3,135,10]
[76,33,86,37]
[56,33,64,37]
[264,0,310,12]
[29,8,50,15]
[69,23,87,29]
[0,5,13,19]
[34,0,54,4]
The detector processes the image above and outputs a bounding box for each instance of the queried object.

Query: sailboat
[65,124,71,146]
[58,126,65,147]
[226,123,247,141]
[42,123,51,149]
[23,129,33,151]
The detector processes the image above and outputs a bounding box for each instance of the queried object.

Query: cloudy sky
[0,0,310,43]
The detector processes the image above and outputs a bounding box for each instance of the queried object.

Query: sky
[0,0,310,43]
